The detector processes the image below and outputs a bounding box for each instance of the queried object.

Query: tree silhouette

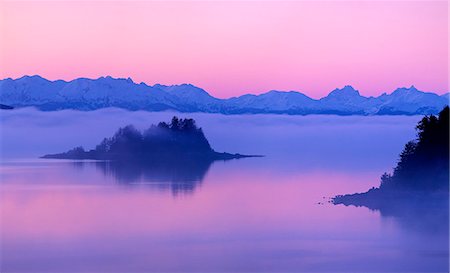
[335,106,449,208]
[42,116,252,161]
[383,106,449,191]
[333,107,449,233]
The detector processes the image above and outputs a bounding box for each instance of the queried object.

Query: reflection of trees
[98,159,212,195]
[73,159,213,195]
[377,194,448,235]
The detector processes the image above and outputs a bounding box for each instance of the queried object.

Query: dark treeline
[42,116,255,161]
[93,116,213,161]
[0,103,14,110]
[380,106,449,192]
[334,106,449,208]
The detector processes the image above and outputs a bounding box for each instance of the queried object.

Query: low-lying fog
[1,107,421,172]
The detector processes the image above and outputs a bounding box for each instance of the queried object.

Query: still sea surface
[0,108,448,272]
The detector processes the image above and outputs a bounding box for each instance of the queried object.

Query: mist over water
[1,107,420,169]
[1,108,447,272]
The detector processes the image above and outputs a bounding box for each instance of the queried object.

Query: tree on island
[42,116,256,161]
[334,106,449,207]
[380,106,449,192]
[92,117,213,160]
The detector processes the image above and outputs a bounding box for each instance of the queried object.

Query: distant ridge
[0,75,448,115]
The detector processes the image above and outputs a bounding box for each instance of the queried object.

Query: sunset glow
[1,1,448,98]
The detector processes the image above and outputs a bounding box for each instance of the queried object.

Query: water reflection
[74,159,214,195]
[2,162,447,272]
[336,193,449,264]
[335,190,449,236]
[377,196,449,236]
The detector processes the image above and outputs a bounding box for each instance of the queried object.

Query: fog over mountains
[0,75,448,115]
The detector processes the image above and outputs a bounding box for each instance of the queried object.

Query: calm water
[0,108,448,272]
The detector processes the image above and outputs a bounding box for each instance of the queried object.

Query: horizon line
[1,74,449,100]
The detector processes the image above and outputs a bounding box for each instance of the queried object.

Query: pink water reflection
[3,161,445,272]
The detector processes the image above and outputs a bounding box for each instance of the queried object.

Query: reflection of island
[42,116,258,161]
[334,107,449,233]
[92,159,212,194]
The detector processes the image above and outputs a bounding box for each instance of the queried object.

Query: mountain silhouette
[1,75,448,115]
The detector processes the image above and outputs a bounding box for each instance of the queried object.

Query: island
[333,106,449,212]
[42,116,258,162]
[0,104,14,110]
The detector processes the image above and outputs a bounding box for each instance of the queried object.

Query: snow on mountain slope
[0,76,178,110]
[224,90,317,113]
[319,85,380,114]
[58,77,176,110]
[0,75,66,105]
[376,86,448,114]
[154,83,222,112]
[0,76,447,115]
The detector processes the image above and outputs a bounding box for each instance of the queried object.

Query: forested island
[42,116,257,162]
[0,104,13,110]
[333,107,449,212]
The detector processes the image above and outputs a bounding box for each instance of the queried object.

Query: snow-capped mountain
[318,86,378,114]
[154,83,222,112]
[0,75,177,111]
[224,90,318,114]
[0,75,448,115]
[376,86,448,115]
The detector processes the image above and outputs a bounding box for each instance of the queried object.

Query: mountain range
[0,75,448,115]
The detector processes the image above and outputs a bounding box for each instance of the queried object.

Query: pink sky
[0,1,448,98]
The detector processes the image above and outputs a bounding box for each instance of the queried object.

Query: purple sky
[0,1,448,98]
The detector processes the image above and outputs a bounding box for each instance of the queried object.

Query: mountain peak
[266,90,288,95]
[153,83,196,89]
[326,85,360,98]
[393,85,421,94]
[154,83,214,104]
[96,76,134,84]
[340,85,358,92]
[263,90,309,98]
[17,75,47,81]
